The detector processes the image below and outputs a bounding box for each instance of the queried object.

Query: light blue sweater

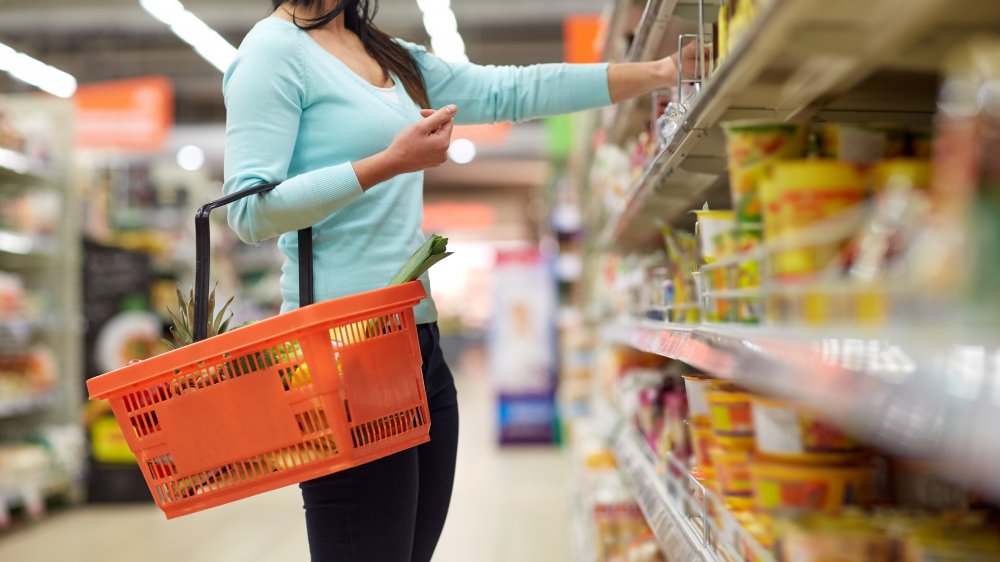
[223,18,611,323]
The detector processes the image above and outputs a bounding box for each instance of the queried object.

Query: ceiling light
[139,0,237,73]
[423,11,458,37]
[415,0,468,63]
[447,138,476,164]
[176,145,205,171]
[416,0,450,11]
[0,41,77,98]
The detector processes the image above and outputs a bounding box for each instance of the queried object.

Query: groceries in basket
[86,184,452,519]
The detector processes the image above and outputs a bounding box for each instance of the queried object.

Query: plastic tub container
[683,375,713,421]
[778,514,893,562]
[690,420,716,468]
[722,120,809,226]
[707,390,755,447]
[751,397,862,462]
[768,160,867,279]
[750,459,875,515]
[872,159,932,193]
[710,446,753,498]
[695,209,736,264]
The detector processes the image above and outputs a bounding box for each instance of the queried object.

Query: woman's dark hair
[273,0,430,108]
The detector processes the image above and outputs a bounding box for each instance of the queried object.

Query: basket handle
[193,183,314,342]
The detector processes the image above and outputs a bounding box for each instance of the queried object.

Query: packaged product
[767,160,867,279]
[694,209,736,264]
[692,464,718,496]
[661,227,700,323]
[695,209,738,322]
[888,459,970,510]
[777,514,893,562]
[750,459,875,515]
[723,120,809,226]
[888,514,1000,562]
[814,124,889,165]
[717,0,729,64]
[682,374,713,422]
[624,531,666,562]
[689,420,716,468]
[661,389,690,461]
[729,511,776,562]
[750,397,862,462]
[872,159,932,193]
[909,38,1000,299]
[707,390,755,447]
[710,446,753,498]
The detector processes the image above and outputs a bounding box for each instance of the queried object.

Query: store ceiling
[0,0,604,122]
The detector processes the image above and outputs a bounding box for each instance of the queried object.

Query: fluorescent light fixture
[139,0,237,73]
[416,0,468,63]
[0,42,77,98]
[423,11,458,37]
[416,0,450,11]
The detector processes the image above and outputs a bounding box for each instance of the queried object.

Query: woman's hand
[608,41,710,103]
[353,105,458,190]
[659,40,708,85]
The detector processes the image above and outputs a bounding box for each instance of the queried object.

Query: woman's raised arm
[400,39,704,125]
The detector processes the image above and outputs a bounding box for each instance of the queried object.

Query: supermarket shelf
[0,468,76,520]
[612,423,718,562]
[0,147,49,182]
[0,230,56,257]
[0,391,59,420]
[600,0,996,247]
[600,0,633,63]
[608,318,1000,500]
[607,0,688,144]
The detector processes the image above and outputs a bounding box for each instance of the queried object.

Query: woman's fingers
[420,105,458,133]
[437,118,455,142]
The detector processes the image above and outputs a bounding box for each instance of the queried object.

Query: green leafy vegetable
[388,234,452,286]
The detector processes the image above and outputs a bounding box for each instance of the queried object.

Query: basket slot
[154,434,341,505]
[329,313,409,351]
[349,406,427,450]
[295,408,331,436]
[278,363,313,392]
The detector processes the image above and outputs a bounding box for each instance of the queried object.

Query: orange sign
[75,76,174,153]
[452,122,512,145]
[422,203,496,232]
[564,14,603,64]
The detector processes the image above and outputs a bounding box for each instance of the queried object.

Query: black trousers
[300,323,460,562]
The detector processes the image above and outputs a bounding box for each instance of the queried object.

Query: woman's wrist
[353,150,402,191]
[608,59,680,103]
[653,57,677,89]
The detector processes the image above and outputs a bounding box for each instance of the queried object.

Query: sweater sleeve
[222,27,364,245]
[398,40,612,125]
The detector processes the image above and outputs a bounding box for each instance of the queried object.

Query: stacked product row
[683,372,1000,561]
[602,345,1000,561]
[602,38,1000,331]
[573,421,669,562]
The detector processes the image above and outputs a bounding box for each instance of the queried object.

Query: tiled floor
[0,367,573,562]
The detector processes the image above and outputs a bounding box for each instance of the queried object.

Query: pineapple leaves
[163,283,236,351]
[211,283,235,336]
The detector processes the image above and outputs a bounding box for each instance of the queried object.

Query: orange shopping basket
[86,183,431,518]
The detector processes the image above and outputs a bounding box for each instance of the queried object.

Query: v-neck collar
[264,18,414,119]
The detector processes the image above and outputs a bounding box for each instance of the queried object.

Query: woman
[223,1,701,560]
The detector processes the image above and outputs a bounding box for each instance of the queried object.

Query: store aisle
[0,366,572,562]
